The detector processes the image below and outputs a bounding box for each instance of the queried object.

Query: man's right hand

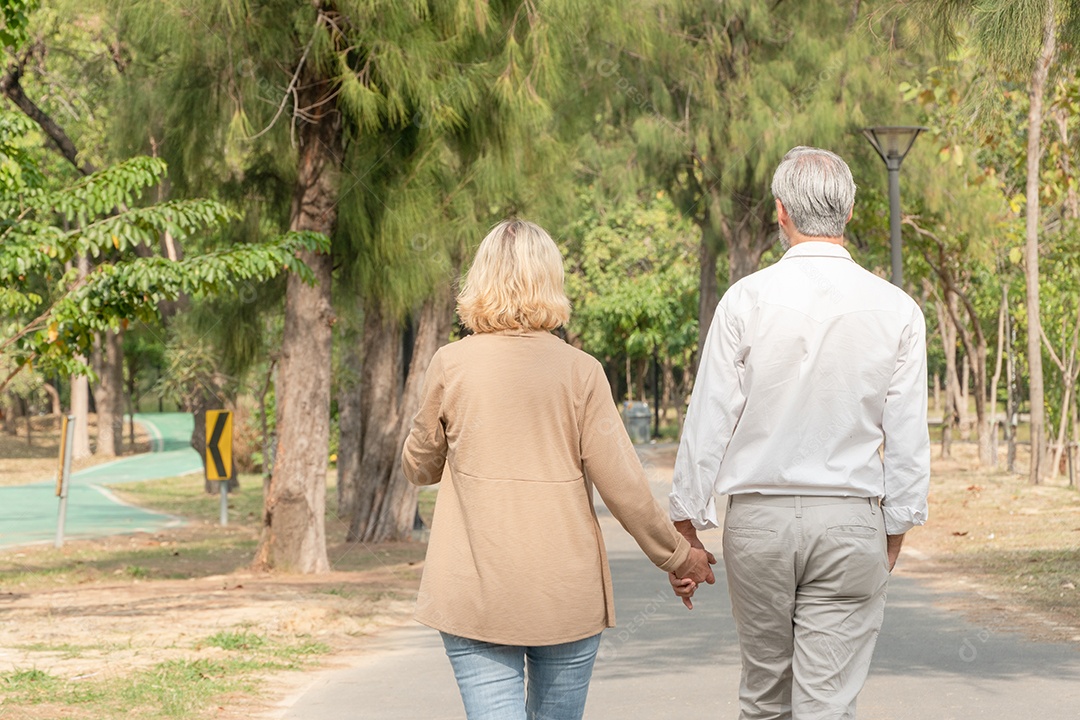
[886,533,905,572]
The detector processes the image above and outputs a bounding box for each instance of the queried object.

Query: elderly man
[669,147,930,719]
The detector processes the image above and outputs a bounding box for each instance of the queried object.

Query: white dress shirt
[670,241,930,536]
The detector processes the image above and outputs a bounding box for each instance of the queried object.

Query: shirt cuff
[669,492,720,531]
[882,504,928,536]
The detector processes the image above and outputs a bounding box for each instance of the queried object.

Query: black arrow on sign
[208,413,229,479]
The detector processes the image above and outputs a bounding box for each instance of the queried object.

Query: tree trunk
[936,295,961,458]
[697,224,720,363]
[126,360,138,447]
[727,221,772,283]
[1045,304,1080,479]
[960,354,971,440]
[95,328,125,457]
[42,383,61,416]
[971,342,991,465]
[1025,2,1056,484]
[1050,377,1075,479]
[947,294,968,434]
[1067,397,1075,487]
[945,293,989,465]
[348,287,453,543]
[2,394,14,435]
[70,256,92,460]
[336,319,364,520]
[661,357,675,437]
[21,396,31,446]
[987,287,1008,468]
[254,69,341,574]
[1006,291,1019,473]
[633,356,642,402]
[70,372,91,459]
[934,263,991,465]
[258,358,277,523]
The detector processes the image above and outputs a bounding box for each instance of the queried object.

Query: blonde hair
[456,219,571,333]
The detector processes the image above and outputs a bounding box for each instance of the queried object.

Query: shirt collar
[780,241,854,262]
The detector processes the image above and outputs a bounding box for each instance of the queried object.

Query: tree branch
[0,47,96,176]
[0,354,35,396]
[904,216,986,352]
[1040,322,1067,372]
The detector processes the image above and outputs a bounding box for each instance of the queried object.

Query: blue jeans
[440,632,602,720]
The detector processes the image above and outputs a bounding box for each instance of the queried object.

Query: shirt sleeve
[880,306,931,535]
[580,361,691,574]
[670,299,746,530]
[401,349,448,486]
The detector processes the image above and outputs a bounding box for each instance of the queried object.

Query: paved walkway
[279,475,1080,719]
[0,413,202,548]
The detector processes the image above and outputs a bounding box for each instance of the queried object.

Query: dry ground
[902,442,1080,641]
[1,442,1078,718]
[0,474,427,719]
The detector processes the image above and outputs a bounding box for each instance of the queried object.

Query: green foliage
[0,0,36,49]
[918,0,1080,73]
[110,0,617,324]
[564,188,698,388]
[0,121,329,384]
[0,112,43,191]
[594,0,935,289]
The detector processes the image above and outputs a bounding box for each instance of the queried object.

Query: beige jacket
[402,329,691,646]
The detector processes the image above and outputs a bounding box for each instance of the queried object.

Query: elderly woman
[402,219,714,720]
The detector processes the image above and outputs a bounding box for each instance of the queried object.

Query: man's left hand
[674,519,717,565]
[671,519,717,609]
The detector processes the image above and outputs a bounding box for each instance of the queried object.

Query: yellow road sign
[205,410,234,481]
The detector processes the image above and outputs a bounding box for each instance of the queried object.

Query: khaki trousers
[722,493,890,720]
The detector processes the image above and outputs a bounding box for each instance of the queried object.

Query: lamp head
[861,126,927,168]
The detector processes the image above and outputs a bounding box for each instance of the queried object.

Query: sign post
[205,410,234,526]
[55,414,76,548]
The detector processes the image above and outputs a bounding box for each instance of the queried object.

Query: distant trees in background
[3,0,1079,573]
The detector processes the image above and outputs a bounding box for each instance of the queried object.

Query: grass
[0,463,426,718]
[0,532,260,589]
[204,630,267,651]
[111,472,268,527]
[1,632,334,718]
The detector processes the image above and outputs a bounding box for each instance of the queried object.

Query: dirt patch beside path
[0,521,425,719]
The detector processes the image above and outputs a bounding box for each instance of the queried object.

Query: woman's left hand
[669,573,698,610]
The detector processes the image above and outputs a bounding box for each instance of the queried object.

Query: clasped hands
[670,519,716,610]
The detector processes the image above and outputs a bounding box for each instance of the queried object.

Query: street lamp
[861,126,927,287]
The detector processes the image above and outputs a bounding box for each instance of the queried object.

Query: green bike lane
[0,413,203,549]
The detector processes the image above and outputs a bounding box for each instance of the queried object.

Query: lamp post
[861,126,927,287]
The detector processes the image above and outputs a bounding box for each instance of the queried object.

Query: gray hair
[770,147,856,238]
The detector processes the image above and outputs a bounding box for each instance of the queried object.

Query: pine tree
[110,0,611,560]
[337,1,618,542]
[628,0,919,353]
